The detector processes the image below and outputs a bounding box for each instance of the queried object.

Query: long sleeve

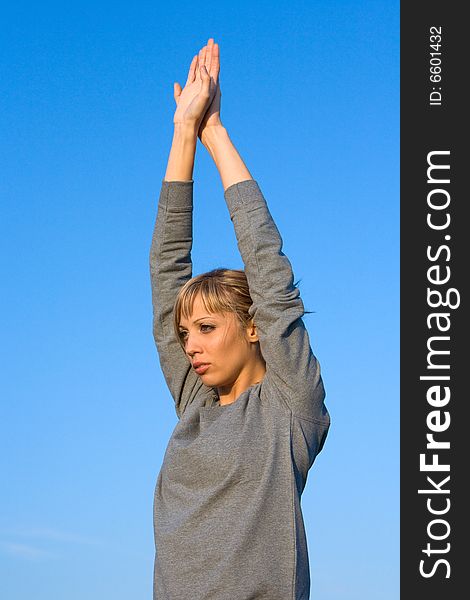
[153,180,329,600]
[149,180,210,418]
[224,179,330,430]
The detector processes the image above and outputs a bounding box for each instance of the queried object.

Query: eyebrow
[178,316,216,329]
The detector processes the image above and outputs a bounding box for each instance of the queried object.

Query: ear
[246,320,260,343]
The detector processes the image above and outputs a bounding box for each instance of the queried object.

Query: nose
[184,331,201,358]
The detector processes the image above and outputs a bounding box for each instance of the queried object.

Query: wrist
[200,123,227,149]
[198,124,252,191]
[173,121,199,141]
[164,124,198,182]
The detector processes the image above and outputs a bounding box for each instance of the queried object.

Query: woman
[150,38,330,600]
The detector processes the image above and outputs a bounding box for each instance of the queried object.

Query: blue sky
[1,1,399,598]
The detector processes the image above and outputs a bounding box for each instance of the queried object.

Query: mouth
[192,363,210,375]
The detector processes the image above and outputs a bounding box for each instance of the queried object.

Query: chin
[203,378,221,389]
[198,372,215,385]
[199,372,223,388]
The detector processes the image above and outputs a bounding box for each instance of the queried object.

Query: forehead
[185,293,213,316]
[180,294,215,322]
[179,294,234,327]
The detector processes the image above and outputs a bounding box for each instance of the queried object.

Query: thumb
[173,82,182,103]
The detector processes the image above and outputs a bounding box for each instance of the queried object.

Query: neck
[217,357,266,406]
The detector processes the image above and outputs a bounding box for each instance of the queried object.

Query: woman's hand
[178,39,251,190]
[173,40,217,129]
[196,39,222,142]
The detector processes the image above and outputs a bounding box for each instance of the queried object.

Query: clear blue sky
[0,1,399,598]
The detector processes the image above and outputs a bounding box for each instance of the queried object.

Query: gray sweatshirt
[149,179,330,600]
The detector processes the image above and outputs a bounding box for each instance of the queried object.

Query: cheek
[226,336,250,364]
[205,332,229,356]
[207,321,247,360]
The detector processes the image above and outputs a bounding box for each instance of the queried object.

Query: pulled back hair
[173,268,254,348]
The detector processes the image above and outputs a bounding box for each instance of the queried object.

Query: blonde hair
[173,269,253,346]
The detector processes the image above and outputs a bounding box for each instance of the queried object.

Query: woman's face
[178,294,258,390]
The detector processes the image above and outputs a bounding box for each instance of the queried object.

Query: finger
[210,43,220,84]
[197,45,206,80]
[185,55,198,84]
[173,82,182,103]
[205,38,214,73]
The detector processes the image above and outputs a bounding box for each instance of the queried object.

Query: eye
[178,329,188,342]
[200,324,215,333]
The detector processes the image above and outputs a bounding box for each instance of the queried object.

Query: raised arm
[198,46,329,427]
[150,42,217,417]
[223,179,328,425]
[196,39,253,191]
[165,43,213,182]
